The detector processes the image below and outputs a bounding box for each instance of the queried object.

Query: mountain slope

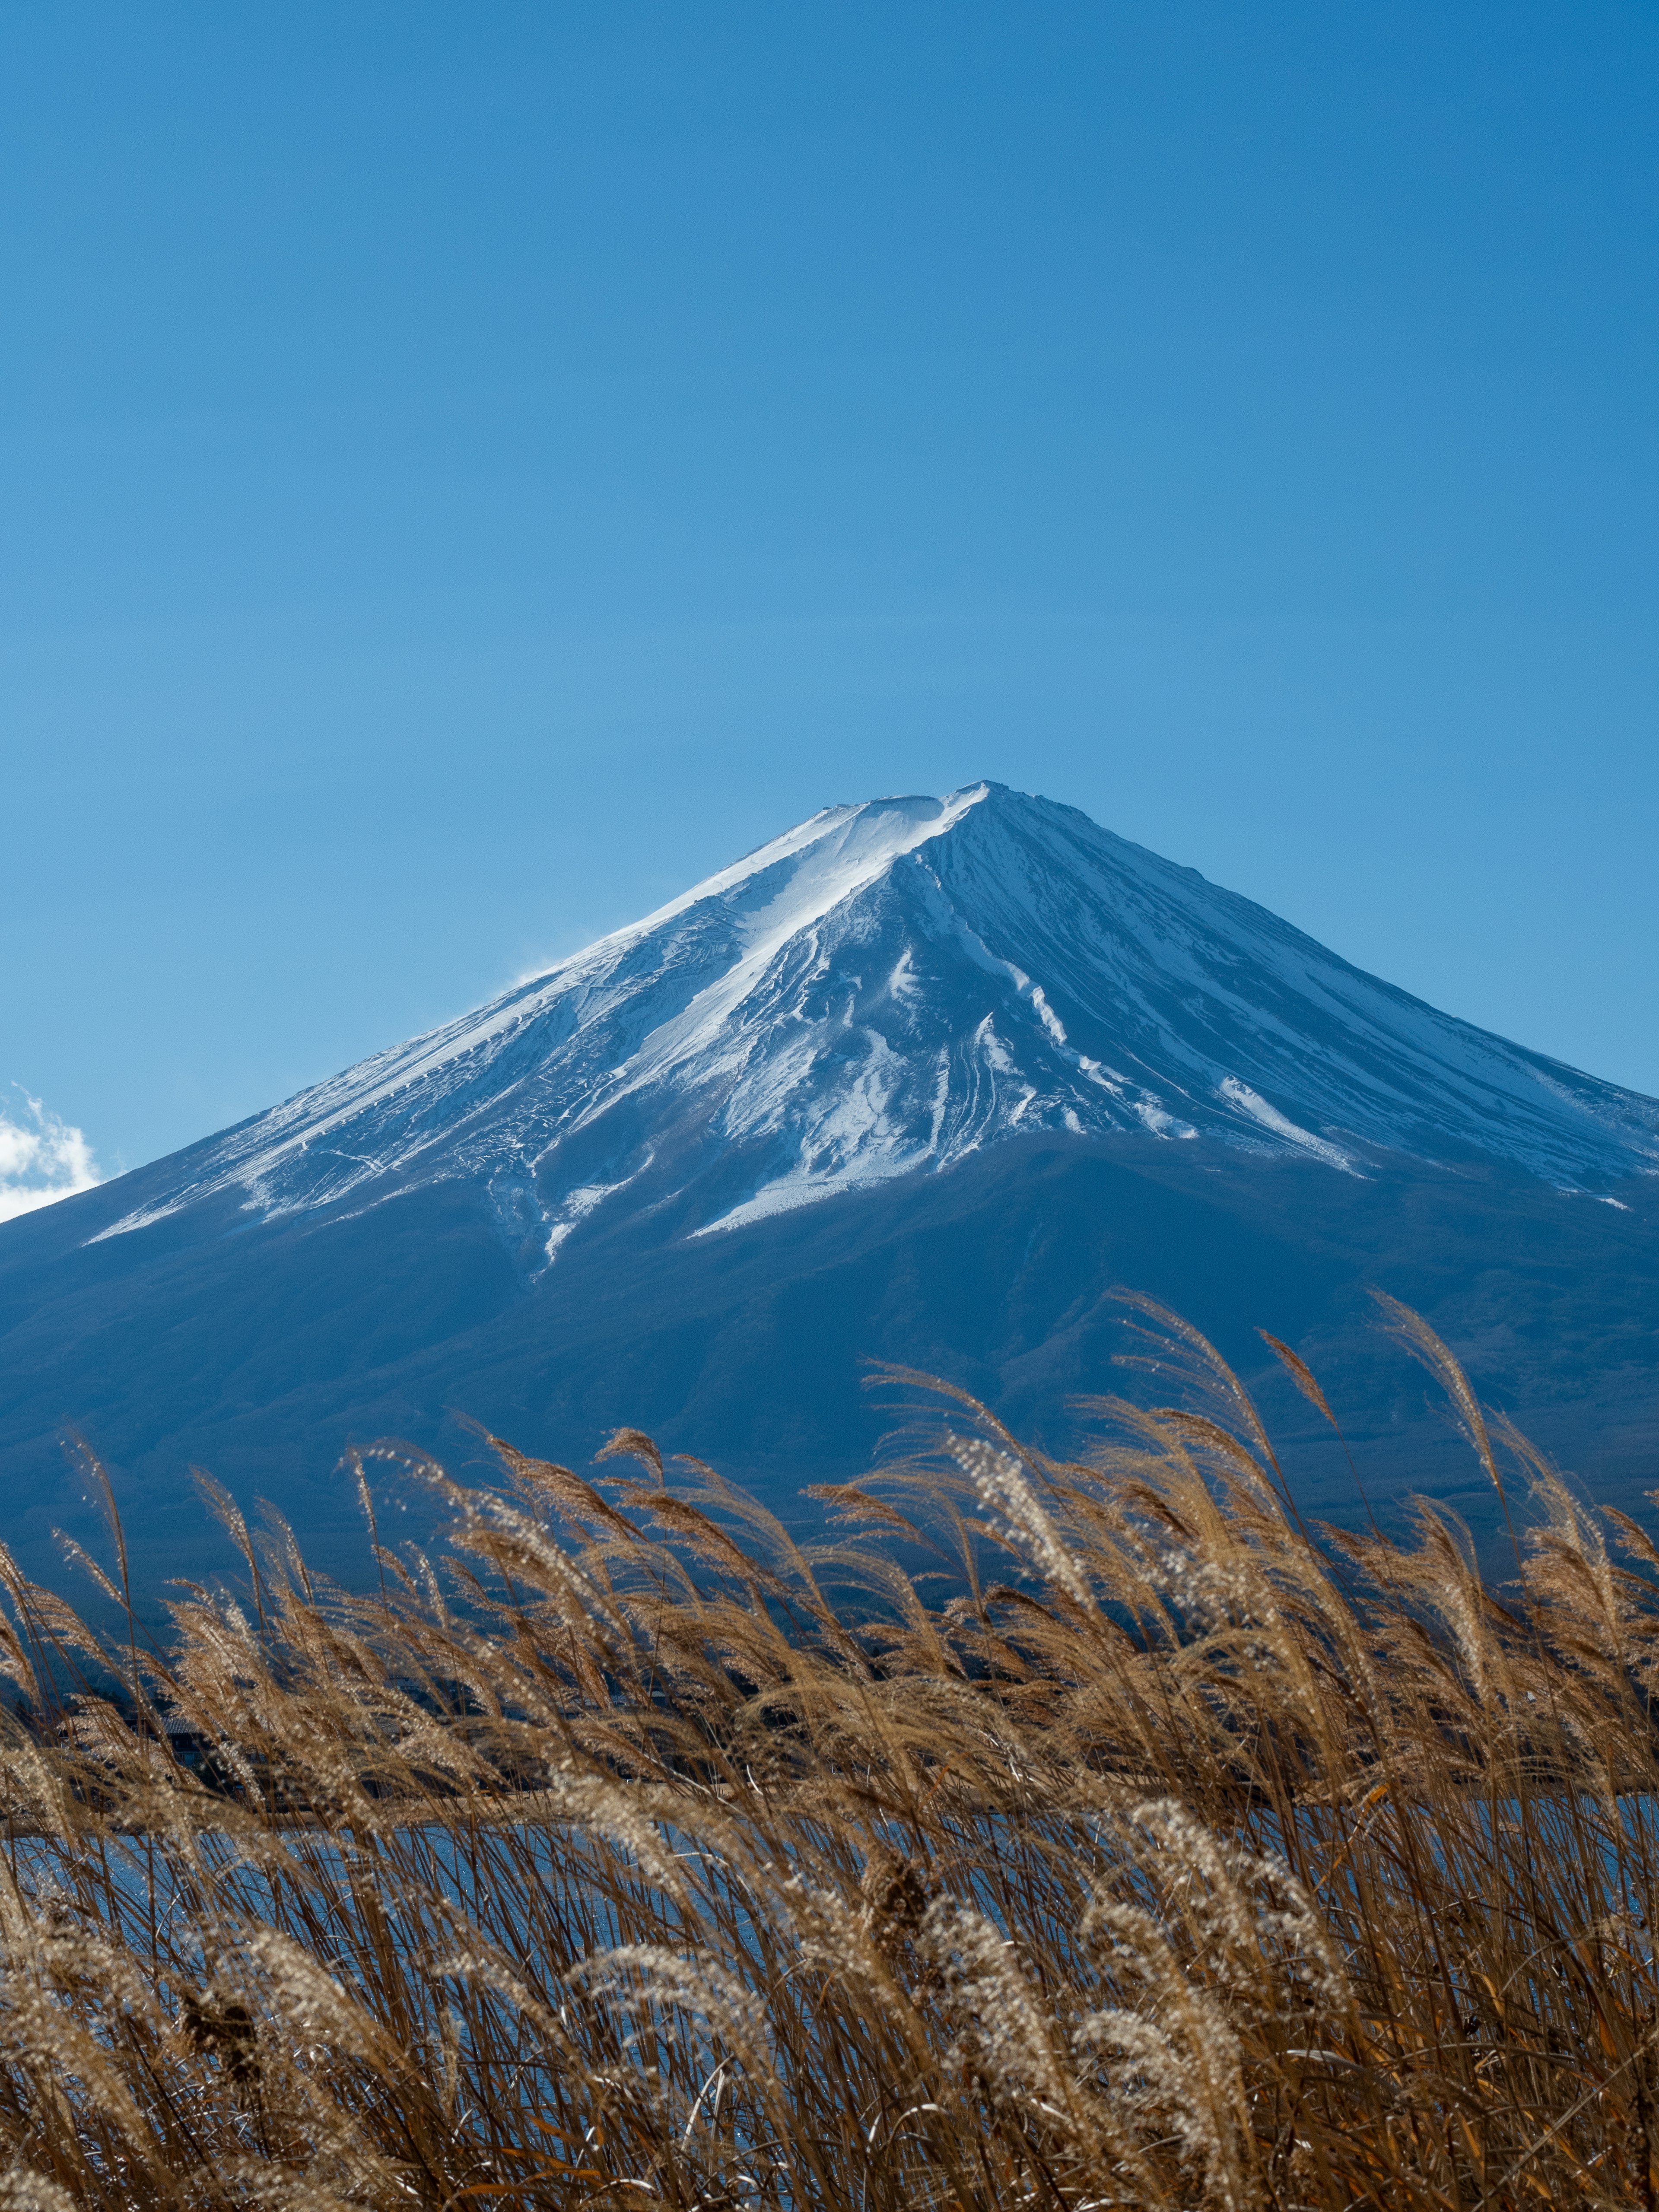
[2,782,1656,1593]
[89,782,1659,1254]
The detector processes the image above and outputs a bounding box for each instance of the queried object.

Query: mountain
[84,783,1659,1243]
[3,782,1657,1594]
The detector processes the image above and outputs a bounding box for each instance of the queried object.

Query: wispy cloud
[0,1087,102,1224]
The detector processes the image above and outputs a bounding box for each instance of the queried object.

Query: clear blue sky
[4,2,1657,1194]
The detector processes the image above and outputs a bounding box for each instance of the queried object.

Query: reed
[0,1295,1656,2209]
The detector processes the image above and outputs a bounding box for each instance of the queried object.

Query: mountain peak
[89,786,1659,1258]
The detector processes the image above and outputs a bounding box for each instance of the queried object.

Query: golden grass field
[2,1294,1656,2209]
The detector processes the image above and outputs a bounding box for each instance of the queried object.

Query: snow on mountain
[94,783,1659,1259]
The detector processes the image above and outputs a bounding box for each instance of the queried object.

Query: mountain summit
[95,783,1659,1263]
[3,782,1656,1591]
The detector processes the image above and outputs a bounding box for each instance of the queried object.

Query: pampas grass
[0,1297,1656,2207]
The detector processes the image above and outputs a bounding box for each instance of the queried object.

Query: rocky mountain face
[3,784,1656,1595]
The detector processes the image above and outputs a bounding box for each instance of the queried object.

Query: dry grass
[0,1296,1657,2208]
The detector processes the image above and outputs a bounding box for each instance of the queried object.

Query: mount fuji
[3,782,1657,1591]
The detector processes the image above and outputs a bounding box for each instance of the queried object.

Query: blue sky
[4,2,1657,1200]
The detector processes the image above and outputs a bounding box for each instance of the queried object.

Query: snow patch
[1217,1078,1362,1176]
[543,1176,635,1264]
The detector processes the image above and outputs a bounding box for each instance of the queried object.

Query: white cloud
[0,1087,102,1224]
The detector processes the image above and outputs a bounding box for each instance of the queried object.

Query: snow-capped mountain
[95,782,1659,1262]
[4,781,1659,1595]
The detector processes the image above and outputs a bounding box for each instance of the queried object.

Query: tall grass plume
[0,1299,1655,2207]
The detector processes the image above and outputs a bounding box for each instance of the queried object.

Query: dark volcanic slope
[2,785,1655,1592]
